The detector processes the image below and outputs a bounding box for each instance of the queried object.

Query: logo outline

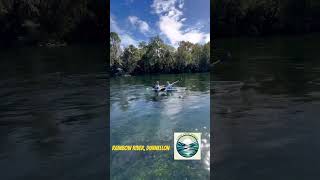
[174,132,201,160]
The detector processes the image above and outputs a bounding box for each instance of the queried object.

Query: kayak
[152,88,178,92]
[152,80,180,92]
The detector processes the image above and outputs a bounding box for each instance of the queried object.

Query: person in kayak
[165,80,179,90]
[154,81,161,90]
[153,81,167,91]
[166,81,173,90]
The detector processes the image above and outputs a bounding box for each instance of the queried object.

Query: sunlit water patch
[110,73,210,179]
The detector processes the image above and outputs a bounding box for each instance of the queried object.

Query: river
[2,34,318,179]
[0,45,108,180]
[213,34,320,180]
[110,73,210,179]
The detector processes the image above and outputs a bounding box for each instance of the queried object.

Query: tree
[200,42,210,72]
[212,0,320,36]
[141,36,167,73]
[176,41,193,72]
[191,43,203,71]
[0,0,106,46]
[109,35,211,75]
[161,44,175,73]
[110,32,121,70]
[121,45,140,74]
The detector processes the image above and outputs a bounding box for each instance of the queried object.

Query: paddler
[154,81,161,91]
[166,81,173,90]
[165,80,179,90]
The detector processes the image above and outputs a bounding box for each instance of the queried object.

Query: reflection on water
[111,73,210,179]
[213,34,320,180]
[0,46,108,180]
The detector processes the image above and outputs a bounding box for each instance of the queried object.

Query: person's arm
[172,80,179,86]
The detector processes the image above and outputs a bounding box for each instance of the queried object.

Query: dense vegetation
[110,32,210,75]
[0,0,106,47]
[213,0,320,37]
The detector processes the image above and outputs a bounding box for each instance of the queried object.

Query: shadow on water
[0,45,108,180]
[212,34,320,180]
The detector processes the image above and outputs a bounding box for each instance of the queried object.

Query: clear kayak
[152,87,178,92]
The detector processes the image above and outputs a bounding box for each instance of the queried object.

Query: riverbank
[110,33,210,76]
[111,68,211,77]
[0,1,106,48]
[212,0,320,37]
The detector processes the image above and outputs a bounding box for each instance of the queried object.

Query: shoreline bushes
[213,0,320,37]
[110,32,210,76]
[0,0,106,47]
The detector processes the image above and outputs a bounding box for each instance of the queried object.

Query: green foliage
[213,0,320,36]
[110,32,122,72]
[121,45,140,74]
[176,41,193,72]
[0,0,106,46]
[110,32,211,75]
[140,36,167,73]
[200,42,210,71]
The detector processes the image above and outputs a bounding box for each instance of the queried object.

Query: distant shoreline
[110,71,210,78]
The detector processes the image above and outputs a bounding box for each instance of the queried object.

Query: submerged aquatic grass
[110,73,210,179]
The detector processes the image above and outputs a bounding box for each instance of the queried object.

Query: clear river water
[110,73,210,179]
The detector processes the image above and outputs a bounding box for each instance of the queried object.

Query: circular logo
[176,134,199,158]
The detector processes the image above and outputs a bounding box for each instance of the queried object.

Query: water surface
[213,34,320,180]
[0,46,108,180]
[110,73,210,179]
